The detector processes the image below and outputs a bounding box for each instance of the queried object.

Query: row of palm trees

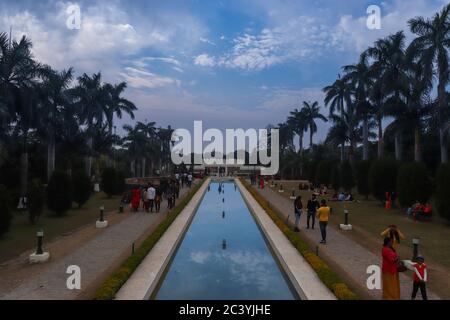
[323,4,450,164]
[0,31,175,203]
[275,4,450,173]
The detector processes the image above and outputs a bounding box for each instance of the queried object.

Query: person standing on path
[187,173,193,188]
[293,196,303,232]
[382,237,401,300]
[147,184,156,213]
[155,186,161,213]
[306,194,320,229]
[411,256,428,300]
[316,199,330,244]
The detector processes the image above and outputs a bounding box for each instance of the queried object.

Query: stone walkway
[252,184,440,300]
[0,182,198,300]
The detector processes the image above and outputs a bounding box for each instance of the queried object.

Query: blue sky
[0,0,448,145]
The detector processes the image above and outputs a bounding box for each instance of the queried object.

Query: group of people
[330,191,354,202]
[381,225,428,300]
[407,201,432,221]
[125,172,194,213]
[293,194,331,244]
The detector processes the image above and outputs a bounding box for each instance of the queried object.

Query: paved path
[252,184,440,300]
[0,182,198,300]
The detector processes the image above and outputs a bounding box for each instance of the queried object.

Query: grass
[92,178,206,300]
[240,178,359,300]
[0,192,120,263]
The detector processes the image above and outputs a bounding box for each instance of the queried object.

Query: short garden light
[119,204,124,213]
[36,230,44,255]
[99,206,105,222]
[290,188,296,199]
[96,205,108,229]
[412,237,420,261]
[29,229,50,263]
[339,208,352,231]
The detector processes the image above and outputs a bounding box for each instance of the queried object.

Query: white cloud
[199,37,216,46]
[120,67,180,89]
[194,53,216,67]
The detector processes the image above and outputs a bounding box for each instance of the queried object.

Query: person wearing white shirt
[147,185,156,212]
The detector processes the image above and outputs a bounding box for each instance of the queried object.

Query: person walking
[411,256,428,300]
[306,194,319,229]
[187,173,193,188]
[316,199,330,244]
[147,184,156,213]
[155,186,161,213]
[382,237,401,300]
[293,196,303,232]
[131,187,141,212]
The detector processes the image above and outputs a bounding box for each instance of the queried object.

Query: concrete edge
[115,178,210,300]
[235,178,337,300]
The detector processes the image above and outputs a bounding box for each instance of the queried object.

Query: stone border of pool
[235,178,336,300]
[114,178,210,300]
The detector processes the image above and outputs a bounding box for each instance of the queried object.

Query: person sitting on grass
[380,225,405,251]
[345,193,354,201]
[338,192,346,202]
[423,203,432,219]
[411,255,428,300]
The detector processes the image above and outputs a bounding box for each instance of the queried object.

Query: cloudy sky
[0,0,448,145]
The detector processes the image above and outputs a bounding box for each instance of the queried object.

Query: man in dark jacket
[306,194,320,229]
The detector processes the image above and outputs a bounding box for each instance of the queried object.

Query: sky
[0,0,448,146]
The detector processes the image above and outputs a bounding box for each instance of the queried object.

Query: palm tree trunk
[377,115,383,159]
[363,116,369,160]
[141,157,146,177]
[340,143,345,163]
[309,129,313,149]
[414,126,421,162]
[298,133,303,154]
[85,137,93,177]
[438,76,448,163]
[47,131,56,182]
[20,132,28,199]
[395,132,402,161]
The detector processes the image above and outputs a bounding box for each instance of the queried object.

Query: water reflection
[155,182,296,300]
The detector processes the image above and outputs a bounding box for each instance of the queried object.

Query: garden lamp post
[344,209,349,225]
[412,237,420,261]
[100,206,105,222]
[96,205,108,229]
[36,230,44,255]
[339,208,352,231]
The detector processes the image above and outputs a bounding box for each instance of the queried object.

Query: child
[411,255,428,300]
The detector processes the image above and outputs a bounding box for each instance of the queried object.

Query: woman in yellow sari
[382,237,401,300]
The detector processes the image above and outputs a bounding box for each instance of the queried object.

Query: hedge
[0,184,12,237]
[101,167,117,198]
[369,159,398,202]
[47,171,72,216]
[72,171,92,208]
[356,160,371,199]
[436,163,450,221]
[341,161,354,192]
[315,161,332,186]
[331,165,341,192]
[397,162,432,207]
[240,178,359,300]
[93,177,206,300]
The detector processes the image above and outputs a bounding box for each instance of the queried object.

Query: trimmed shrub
[356,160,371,199]
[315,161,332,186]
[435,163,450,221]
[115,170,126,195]
[397,162,432,208]
[47,171,72,216]
[369,159,398,202]
[0,184,12,237]
[28,179,45,225]
[341,161,354,192]
[72,171,92,208]
[331,165,341,192]
[101,167,117,197]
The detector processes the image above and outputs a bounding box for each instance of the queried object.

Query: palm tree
[342,52,374,160]
[103,82,137,134]
[71,72,110,176]
[367,31,409,161]
[0,32,40,201]
[38,67,73,181]
[287,108,307,154]
[408,4,450,163]
[301,101,327,148]
[323,76,352,162]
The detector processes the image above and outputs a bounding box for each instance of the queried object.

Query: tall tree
[301,101,327,148]
[409,4,450,163]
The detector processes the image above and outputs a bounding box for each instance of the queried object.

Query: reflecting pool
[155,181,297,300]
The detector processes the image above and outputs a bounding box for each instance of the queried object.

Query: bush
[115,170,126,195]
[397,162,432,208]
[28,179,45,224]
[315,161,332,186]
[72,171,92,208]
[331,165,341,192]
[435,164,450,221]
[369,159,398,202]
[341,161,354,192]
[47,171,72,216]
[0,185,12,237]
[101,167,117,197]
[356,160,371,199]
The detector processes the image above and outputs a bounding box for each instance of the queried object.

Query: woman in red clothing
[131,187,141,212]
[382,237,401,300]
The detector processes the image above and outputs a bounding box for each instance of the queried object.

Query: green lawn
[0,192,120,263]
[275,181,450,268]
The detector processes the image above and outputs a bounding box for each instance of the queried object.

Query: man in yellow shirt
[316,199,331,244]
